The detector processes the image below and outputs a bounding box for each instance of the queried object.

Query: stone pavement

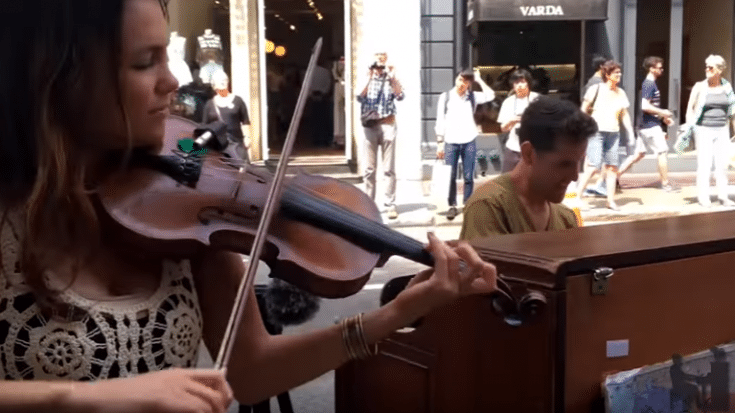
[372,170,735,232]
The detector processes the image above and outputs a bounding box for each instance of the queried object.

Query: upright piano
[335,211,735,412]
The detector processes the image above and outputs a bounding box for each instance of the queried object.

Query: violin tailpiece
[132,152,204,187]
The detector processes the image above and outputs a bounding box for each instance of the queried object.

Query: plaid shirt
[357,73,404,119]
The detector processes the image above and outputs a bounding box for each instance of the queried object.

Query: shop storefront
[466,0,609,135]
[163,0,427,200]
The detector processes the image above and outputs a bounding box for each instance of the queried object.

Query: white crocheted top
[0,206,204,381]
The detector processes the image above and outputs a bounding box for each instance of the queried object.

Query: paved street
[200,166,735,413]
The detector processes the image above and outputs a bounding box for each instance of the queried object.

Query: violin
[99,115,431,297]
[98,115,546,327]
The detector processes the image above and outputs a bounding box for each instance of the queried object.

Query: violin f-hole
[199,206,259,226]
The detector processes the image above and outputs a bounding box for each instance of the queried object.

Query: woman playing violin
[0,1,497,412]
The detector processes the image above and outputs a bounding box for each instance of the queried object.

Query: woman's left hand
[395,232,497,318]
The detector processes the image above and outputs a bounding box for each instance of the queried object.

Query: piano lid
[469,211,735,289]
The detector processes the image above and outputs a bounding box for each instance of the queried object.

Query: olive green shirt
[459,174,579,241]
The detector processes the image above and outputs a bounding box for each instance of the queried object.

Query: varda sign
[519,5,564,17]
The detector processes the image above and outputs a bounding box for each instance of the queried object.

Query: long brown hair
[0,0,168,311]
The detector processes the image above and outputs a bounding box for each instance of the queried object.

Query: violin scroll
[489,279,547,327]
[379,274,547,328]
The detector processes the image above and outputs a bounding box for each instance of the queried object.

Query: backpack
[444,89,476,117]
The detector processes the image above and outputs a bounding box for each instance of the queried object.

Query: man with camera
[357,51,404,219]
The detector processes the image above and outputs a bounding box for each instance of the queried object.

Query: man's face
[513,79,529,96]
[455,75,472,94]
[527,138,588,203]
[650,62,664,78]
[375,53,388,65]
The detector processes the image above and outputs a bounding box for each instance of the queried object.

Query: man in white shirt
[435,69,495,220]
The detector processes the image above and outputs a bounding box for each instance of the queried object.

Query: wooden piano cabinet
[335,211,735,413]
[336,290,561,412]
[565,249,735,413]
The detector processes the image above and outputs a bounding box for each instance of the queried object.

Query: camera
[370,62,385,71]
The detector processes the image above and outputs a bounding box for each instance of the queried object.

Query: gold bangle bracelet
[341,314,379,360]
[341,318,356,361]
[348,316,367,359]
[356,313,377,357]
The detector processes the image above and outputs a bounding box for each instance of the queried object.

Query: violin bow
[214,38,323,370]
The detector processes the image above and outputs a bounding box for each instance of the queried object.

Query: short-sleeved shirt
[496,92,539,152]
[640,79,662,130]
[584,84,630,132]
[459,174,578,241]
[584,75,604,95]
[202,95,250,144]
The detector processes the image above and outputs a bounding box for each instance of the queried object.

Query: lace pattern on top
[0,207,204,381]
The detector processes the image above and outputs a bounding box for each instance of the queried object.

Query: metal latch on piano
[591,267,614,295]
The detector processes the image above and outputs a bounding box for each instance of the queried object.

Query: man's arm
[497,97,518,133]
[435,92,447,158]
[387,66,404,101]
[641,82,672,120]
[580,85,597,114]
[473,69,495,103]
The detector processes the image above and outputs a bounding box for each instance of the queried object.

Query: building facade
[164,0,735,183]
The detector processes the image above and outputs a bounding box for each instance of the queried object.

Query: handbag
[585,84,600,115]
[360,110,382,128]
[431,160,453,202]
[674,123,695,155]
[361,76,387,128]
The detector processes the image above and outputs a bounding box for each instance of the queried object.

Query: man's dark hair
[601,60,622,81]
[459,68,475,82]
[518,96,598,153]
[642,56,664,71]
[592,55,608,72]
[509,69,533,86]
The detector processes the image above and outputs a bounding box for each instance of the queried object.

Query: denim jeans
[445,140,477,206]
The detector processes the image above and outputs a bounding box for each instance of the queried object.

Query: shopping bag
[431,160,452,202]
[674,123,695,155]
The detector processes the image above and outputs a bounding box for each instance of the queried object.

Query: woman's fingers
[447,240,498,294]
[188,369,234,413]
[427,232,461,286]
[184,380,224,413]
[405,268,432,289]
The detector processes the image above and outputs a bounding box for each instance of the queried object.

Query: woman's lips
[150,107,170,116]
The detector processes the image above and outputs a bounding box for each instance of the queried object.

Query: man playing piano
[460,96,598,240]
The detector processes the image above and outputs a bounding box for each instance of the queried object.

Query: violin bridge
[199,206,259,226]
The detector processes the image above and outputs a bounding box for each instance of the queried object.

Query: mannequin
[167,31,193,86]
[197,29,225,86]
[202,70,250,162]
[332,56,346,147]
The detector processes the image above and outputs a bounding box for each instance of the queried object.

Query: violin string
[194,159,428,258]
[282,183,428,258]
